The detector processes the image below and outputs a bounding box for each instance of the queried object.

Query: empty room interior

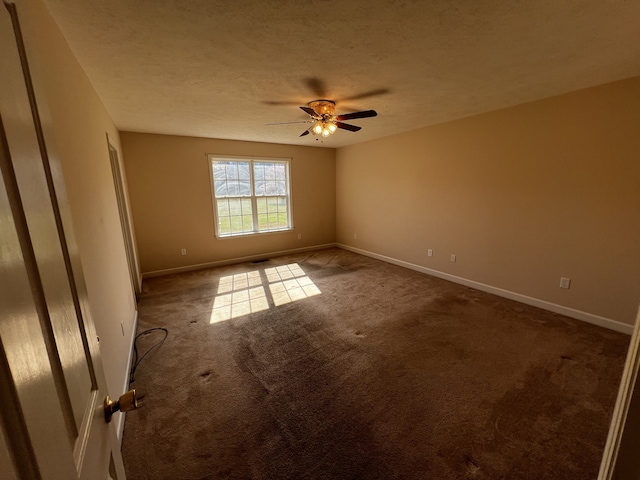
[1,0,640,479]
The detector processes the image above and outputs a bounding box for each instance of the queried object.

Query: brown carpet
[121,247,628,480]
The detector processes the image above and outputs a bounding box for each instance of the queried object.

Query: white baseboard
[115,308,139,444]
[142,243,337,279]
[337,244,633,335]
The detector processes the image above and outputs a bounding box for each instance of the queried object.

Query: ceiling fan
[298,100,377,138]
[268,99,377,139]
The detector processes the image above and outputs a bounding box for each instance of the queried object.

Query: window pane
[218,216,231,235]
[256,196,288,232]
[230,216,243,233]
[257,213,268,229]
[228,163,239,180]
[258,197,269,215]
[214,179,227,197]
[217,198,230,216]
[255,162,282,197]
[254,163,265,196]
[229,199,242,216]
[228,180,239,196]
[277,202,288,228]
[213,161,251,198]
[216,197,254,236]
[239,179,251,196]
[239,164,251,196]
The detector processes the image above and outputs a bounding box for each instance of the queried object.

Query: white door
[0,1,126,479]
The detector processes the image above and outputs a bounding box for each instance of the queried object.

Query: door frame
[598,306,640,479]
[106,134,141,296]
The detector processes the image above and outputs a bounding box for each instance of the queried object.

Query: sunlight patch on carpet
[266,264,321,306]
[210,263,321,323]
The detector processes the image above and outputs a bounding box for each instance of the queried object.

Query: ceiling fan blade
[336,122,362,132]
[300,129,311,137]
[263,100,306,106]
[300,106,317,117]
[335,110,378,121]
[266,121,310,125]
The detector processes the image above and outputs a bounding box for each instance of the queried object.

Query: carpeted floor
[121,247,629,479]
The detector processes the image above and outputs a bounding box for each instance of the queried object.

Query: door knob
[104,389,137,423]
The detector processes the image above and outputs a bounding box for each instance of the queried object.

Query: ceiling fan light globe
[328,123,337,133]
[313,123,323,135]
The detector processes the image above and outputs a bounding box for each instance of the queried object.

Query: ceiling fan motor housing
[308,100,336,117]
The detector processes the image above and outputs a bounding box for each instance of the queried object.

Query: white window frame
[208,154,293,238]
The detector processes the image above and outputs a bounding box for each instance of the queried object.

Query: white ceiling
[42,0,640,148]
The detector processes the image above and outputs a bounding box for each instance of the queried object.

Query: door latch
[104,389,137,423]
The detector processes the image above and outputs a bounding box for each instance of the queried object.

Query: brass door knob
[104,389,137,423]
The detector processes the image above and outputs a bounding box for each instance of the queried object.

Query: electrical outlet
[428,249,433,257]
[181,248,187,255]
[450,254,456,263]
[297,233,302,240]
[354,233,357,240]
[560,277,571,289]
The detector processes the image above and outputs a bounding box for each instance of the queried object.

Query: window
[209,155,292,237]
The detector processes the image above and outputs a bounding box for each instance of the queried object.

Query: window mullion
[249,160,259,233]
[286,163,291,228]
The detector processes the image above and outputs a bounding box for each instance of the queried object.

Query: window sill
[215,228,294,240]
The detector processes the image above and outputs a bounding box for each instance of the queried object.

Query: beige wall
[336,77,640,325]
[28,0,138,429]
[120,132,336,274]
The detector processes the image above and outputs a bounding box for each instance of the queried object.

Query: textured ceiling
[42,0,640,148]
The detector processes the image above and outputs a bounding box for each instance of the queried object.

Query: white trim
[208,155,293,237]
[142,243,337,279]
[337,244,634,335]
[107,133,142,296]
[115,309,139,443]
[598,307,640,479]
